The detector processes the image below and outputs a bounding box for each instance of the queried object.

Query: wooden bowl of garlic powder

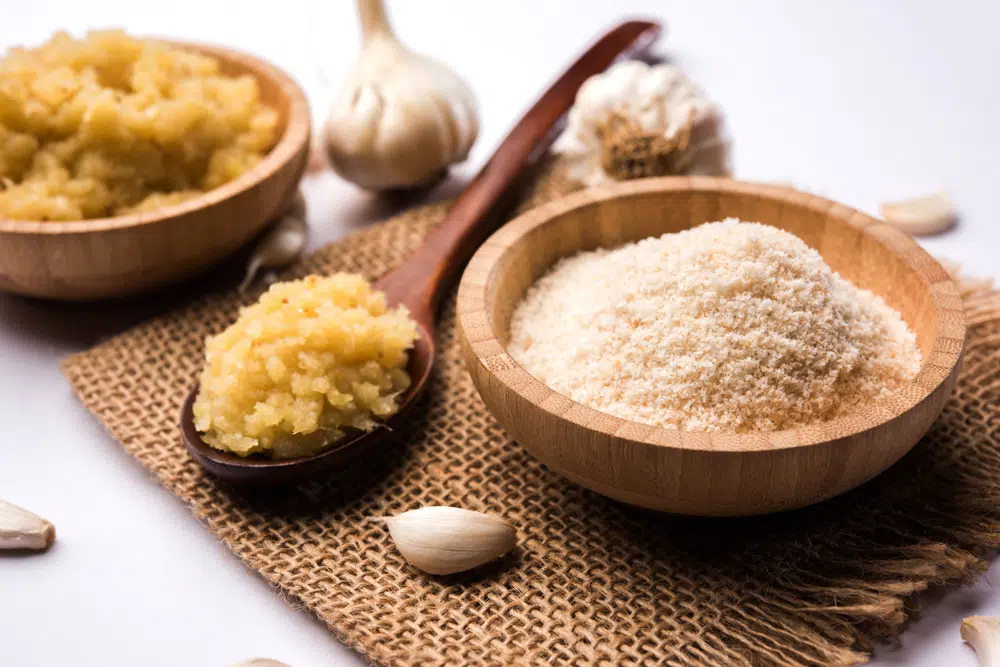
[457,177,965,516]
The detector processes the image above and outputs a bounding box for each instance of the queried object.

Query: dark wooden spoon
[181,19,662,486]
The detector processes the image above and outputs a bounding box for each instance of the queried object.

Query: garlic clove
[880,191,956,236]
[962,616,1000,667]
[324,0,479,191]
[0,498,55,551]
[227,660,291,667]
[239,195,308,293]
[383,505,516,576]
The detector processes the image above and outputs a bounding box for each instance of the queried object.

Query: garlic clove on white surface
[0,498,55,551]
[324,0,479,191]
[227,660,291,667]
[962,616,1000,667]
[239,193,308,293]
[880,191,956,236]
[383,505,516,575]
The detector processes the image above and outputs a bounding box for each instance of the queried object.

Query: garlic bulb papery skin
[383,506,516,575]
[553,60,727,186]
[0,498,55,551]
[324,0,479,191]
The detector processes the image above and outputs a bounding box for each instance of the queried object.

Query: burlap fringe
[62,160,1000,666]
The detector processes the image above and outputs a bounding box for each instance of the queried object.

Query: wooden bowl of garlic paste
[457,177,965,516]
[0,31,310,300]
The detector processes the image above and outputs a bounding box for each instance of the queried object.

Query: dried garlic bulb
[554,61,729,186]
[962,616,1000,667]
[880,191,956,236]
[239,192,308,293]
[383,505,516,575]
[0,498,55,551]
[324,0,479,190]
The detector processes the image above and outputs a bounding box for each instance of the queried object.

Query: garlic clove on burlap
[553,60,728,185]
[382,506,516,575]
[0,498,55,551]
[962,616,1000,667]
[324,0,479,191]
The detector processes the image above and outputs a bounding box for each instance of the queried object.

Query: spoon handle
[376,19,662,318]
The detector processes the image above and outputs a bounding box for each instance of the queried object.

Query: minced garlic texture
[0,30,278,220]
[509,220,922,433]
[193,274,418,459]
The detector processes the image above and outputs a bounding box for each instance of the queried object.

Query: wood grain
[457,177,966,516]
[0,39,311,301]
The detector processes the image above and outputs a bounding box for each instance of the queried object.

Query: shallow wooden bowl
[0,39,310,300]
[457,177,966,516]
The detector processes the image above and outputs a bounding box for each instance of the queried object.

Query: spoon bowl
[181,324,435,486]
[179,20,662,485]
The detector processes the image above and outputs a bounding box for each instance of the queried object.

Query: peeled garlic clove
[239,197,308,293]
[962,616,1000,667]
[383,506,516,575]
[880,191,956,236]
[0,498,55,551]
[324,0,479,190]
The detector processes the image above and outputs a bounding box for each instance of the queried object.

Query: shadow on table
[0,248,247,351]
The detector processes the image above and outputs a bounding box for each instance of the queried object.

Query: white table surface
[2,1,998,665]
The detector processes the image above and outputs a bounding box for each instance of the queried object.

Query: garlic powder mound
[193,274,417,459]
[508,220,922,433]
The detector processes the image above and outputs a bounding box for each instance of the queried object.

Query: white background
[1,1,998,665]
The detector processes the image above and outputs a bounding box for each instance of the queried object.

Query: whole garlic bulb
[383,506,516,575]
[553,60,727,186]
[324,0,479,190]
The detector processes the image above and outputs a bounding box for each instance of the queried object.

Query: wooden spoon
[181,19,662,486]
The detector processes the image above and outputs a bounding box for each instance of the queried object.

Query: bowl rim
[457,176,967,454]
[0,37,311,235]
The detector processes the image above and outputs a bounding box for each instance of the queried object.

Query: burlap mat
[63,162,1000,666]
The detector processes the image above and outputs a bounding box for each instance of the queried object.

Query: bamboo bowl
[0,40,310,300]
[457,177,966,516]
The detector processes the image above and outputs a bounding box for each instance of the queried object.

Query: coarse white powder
[508,219,922,433]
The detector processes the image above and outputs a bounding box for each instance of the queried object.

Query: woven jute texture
[64,163,1000,667]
